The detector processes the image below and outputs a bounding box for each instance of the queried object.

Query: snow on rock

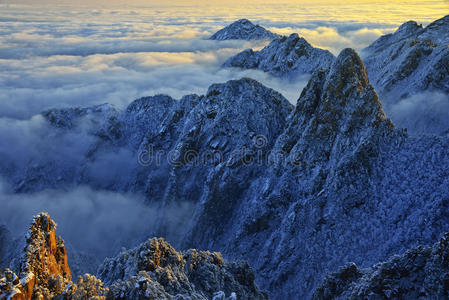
[313,232,449,299]
[192,48,449,299]
[2,34,449,300]
[0,213,71,300]
[223,33,335,77]
[209,19,280,41]
[99,237,267,299]
[364,15,449,99]
[363,15,449,134]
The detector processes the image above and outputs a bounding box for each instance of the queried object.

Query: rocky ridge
[363,15,449,99]
[362,15,449,134]
[0,213,71,300]
[0,213,266,300]
[184,48,449,298]
[223,33,335,77]
[209,19,280,41]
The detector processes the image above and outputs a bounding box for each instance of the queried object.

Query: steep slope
[0,213,266,300]
[363,15,449,134]
[209,19,280,41]
[364,15,449,99]
[140,78,292,243]
[223,33,335,77]
[313,233,449,299]
[0,78,293,268]
[184,49,449,299]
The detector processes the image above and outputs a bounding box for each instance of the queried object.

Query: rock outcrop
[0,213,266,300]
[209,19,280,41]
[99,238,267,299]
[223,33,335,77]
[313,233,449,299]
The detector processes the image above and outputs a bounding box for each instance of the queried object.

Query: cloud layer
[2,1,445,118]
[0,184,197,268]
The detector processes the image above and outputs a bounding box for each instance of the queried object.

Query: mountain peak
[396,20,423,36]
[325,48,370,94]
[322,48,387,126]
[209,19,280,40]
[275,48,392,177]
[0,213,72,300]
[223,34,335,77]
[236,18,252,24]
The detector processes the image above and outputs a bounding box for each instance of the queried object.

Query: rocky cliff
[0,213,266,300]
[0,213,71,300]
[223,33,335,77]
[192,49,449,298]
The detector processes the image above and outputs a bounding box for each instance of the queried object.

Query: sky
[0,0,448,262]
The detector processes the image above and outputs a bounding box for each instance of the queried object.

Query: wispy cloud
[0,178,194,259]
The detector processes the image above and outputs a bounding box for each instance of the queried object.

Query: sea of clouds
[0,1,419,118]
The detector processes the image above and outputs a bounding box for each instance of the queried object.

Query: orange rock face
[1,213,71,300]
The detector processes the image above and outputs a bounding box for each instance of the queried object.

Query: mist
[0,178,195,262]
[387,92,449,136]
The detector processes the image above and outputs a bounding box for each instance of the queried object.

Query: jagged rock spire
[0,213,71,300]
[273,48,393,193]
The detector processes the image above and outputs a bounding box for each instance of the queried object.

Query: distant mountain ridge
[223,33,335,77]
[209,19,280,40]
[363,14,449,99]
[362,14,449,134]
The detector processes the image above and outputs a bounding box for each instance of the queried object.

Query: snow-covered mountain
[209,19,280,40]
[2,47,449,299]
[364,15,449,99]
[223,33,335,77]
[221,15,449,135]
[198,48,449,299]
[361,15,449,134]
